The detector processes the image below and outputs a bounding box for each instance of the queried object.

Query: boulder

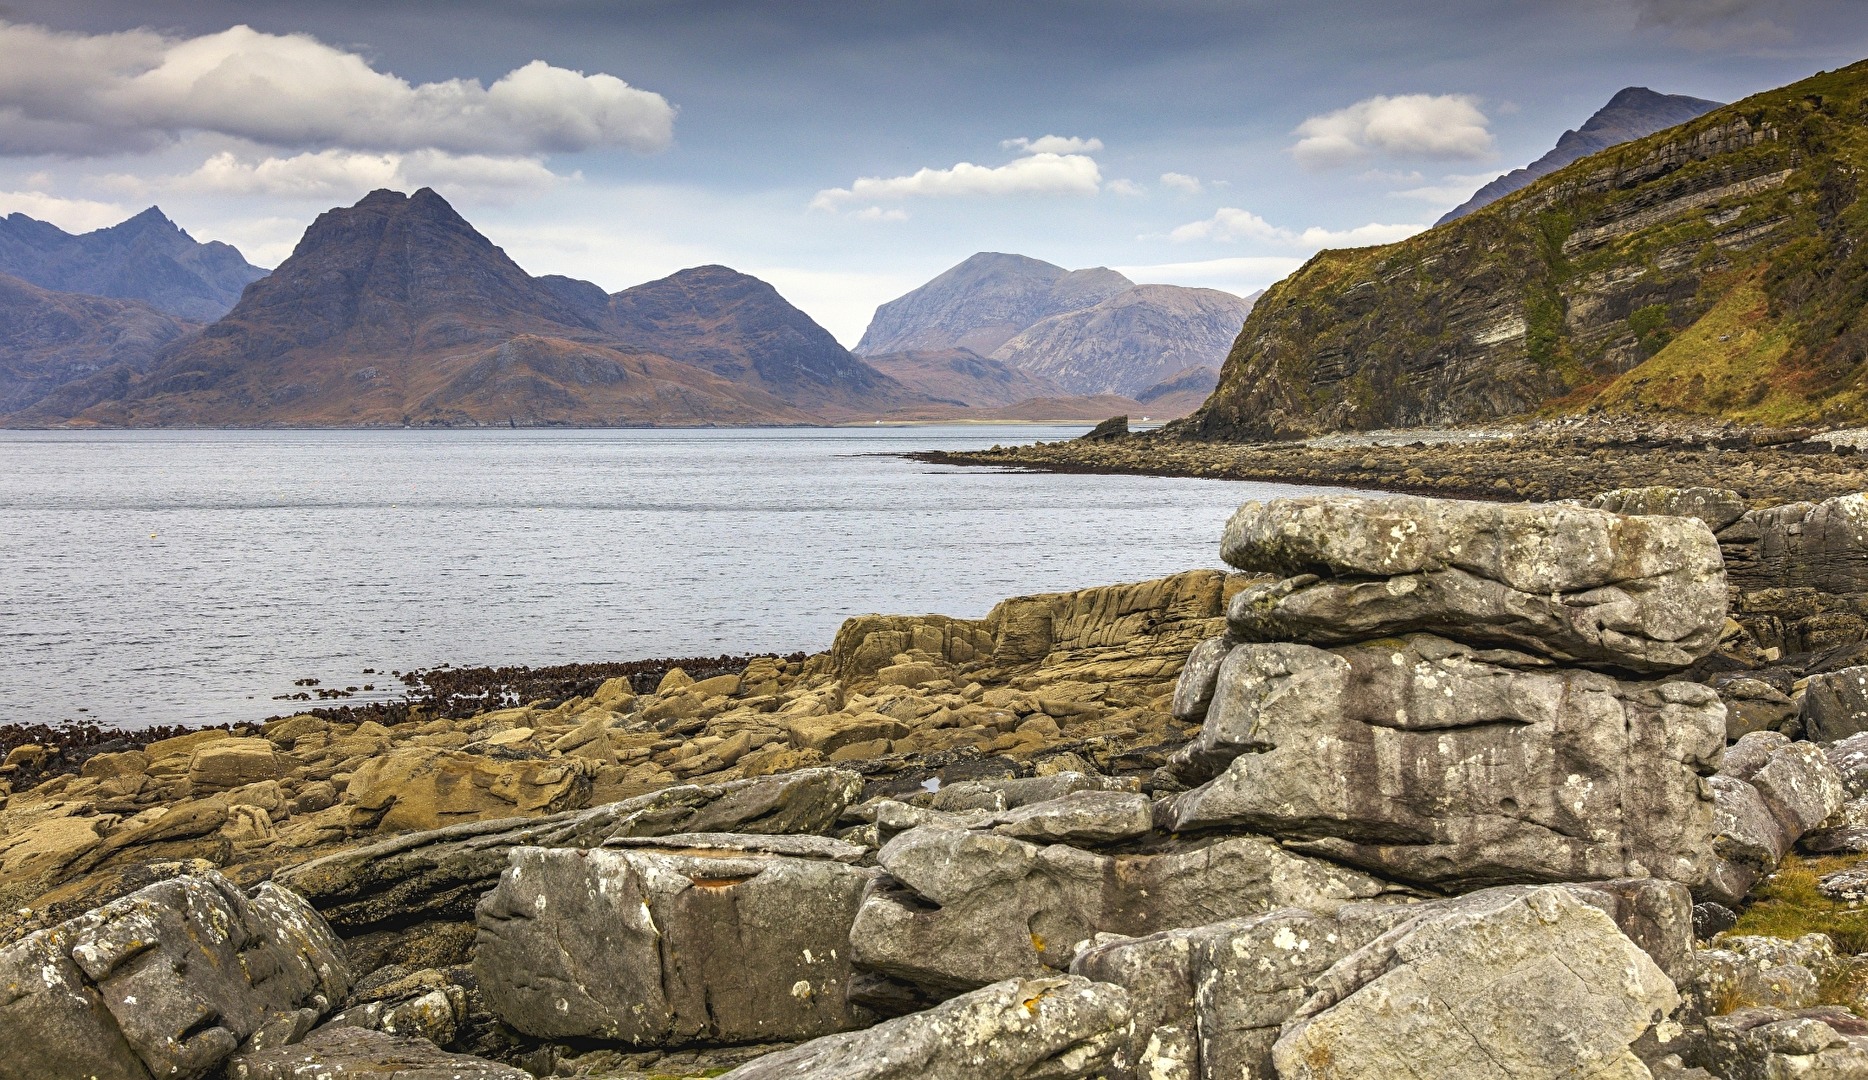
[1738,492,1868,595]
[1830,732,1868,797]
[278,768,863,930]
[1703,732,1847,906]
[989,790,1154,846]
[1703,1006,1868,1079]
[1803,666,1868,743]
[0,872,349,1080]
[343,747,596,833]
[1217,495,1726,673]
[850,825,1409,992]
[1167,634,1725,890]
[716,975,1132,1080]
[187,738,284,792]
[225,1026,530,1080]
[1591,486,1750,531]
[1271,886,1679,1080]
[475,844,875,1045]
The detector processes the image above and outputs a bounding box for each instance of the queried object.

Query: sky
[0,1,1864,345]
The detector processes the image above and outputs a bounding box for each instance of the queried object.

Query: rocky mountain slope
[990,283,1254,397]
[6,189,846,427]
[0,272,198,415]
[602,265,914,416]
[1184,58,1868,440]
[854,252,1133,356]
[860,348,1070,407]
[4,486,1868,1078]
[1439,87,1724,224]
[0,206,268,321]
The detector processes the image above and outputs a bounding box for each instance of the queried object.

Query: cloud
[1169,206,1428,249]
[1107,178,1146,196]
[0,188,131,232]
[1388,171,1504,206]
[811,151,1102,211]
[851,205,908,221]
[1291,94,1493,169]
[136,148,570,202]
[1623,0,1792,46]
[1001,134,1104,155]
[0,20,675,157]
[1159,171,1203,194]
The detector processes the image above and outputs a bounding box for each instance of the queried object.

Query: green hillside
[1183,58,1868,439]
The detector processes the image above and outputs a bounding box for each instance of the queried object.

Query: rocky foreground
[5,487,1868,1078]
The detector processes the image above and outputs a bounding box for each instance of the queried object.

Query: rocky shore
[912,417,1868,505]
[4,485,1868,1078]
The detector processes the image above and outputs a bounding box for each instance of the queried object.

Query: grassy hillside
[1184,58,1868,439]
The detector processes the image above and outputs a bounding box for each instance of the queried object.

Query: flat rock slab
[476,845,876,1045]
[0,872,350,1080]
[226,1026,530,1080]
[1272,887,1679,1080]
[278,768,863,931]
[1218,495,1725,673]
[1167,634,1725,890]
[717,975,1131,1080]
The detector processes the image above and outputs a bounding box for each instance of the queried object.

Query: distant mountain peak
[1436,86,1723,224]
[855,252,1134,356]
[0,203,267,321]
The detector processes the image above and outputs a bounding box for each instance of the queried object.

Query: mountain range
[1184,58,1868,439]
[0,207,268,321]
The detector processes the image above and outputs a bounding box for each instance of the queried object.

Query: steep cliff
[0,207,267,321]
[1184,59,1868,440]
[1438,87,1724,224]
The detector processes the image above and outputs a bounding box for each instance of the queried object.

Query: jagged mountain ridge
[855,253,1133,356]
[0,207,268,321]
[8,189,835,427]
[1438,87,1725,224]
[989,284,1256,397]
[1183,58,1868,440]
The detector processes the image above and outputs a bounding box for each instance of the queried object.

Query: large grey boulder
[225,1026,531,1080]
[1703,1006,1868,1079]
[850,825,1409,992]
[278,767,863,930]
[989,790,1155,846]
[0,872,349,1080]
[475,842,875,1045]
[1591,486,1749,532]
[1736,492,1868,595]
[1803,665,1868,743]
[717,975,1132,1080]
[1073,878,1692,1080]
[1217,495,1726,673]
[1166,634,1725,890]
[1703,732,1847,906]
[1272,886,1679,1080]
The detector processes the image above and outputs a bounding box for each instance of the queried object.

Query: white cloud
[144,149,568,202]
[1107,178,1146,197]
[1388,171,1504,207]
[1291,94,1493,169]
[0,188,131,232]
[1169,206,1428,249]
[1001,134,1104,155]
[1159,171,1203,194]
[851,205,908,221]
[0,21,675,157]
[811,151,1102,211]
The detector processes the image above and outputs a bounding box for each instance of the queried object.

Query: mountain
[0,207,268,321]
[12,189,816,427]
[0,273,198,415]
[860,348,1070,407]
[1437,87,1724,224]
[601,265,914,415]
[855,253,1132,356]
[1132,365,1223,418]
[988,284,1255,397]
[1182,58,1868,440]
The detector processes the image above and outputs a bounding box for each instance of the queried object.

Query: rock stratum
[1185,57,1868,439]
[6,486,1868,1078]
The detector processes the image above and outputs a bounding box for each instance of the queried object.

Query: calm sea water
[0,427,1348,730]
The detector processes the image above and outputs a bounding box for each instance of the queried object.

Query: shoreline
[908,419,1868,505]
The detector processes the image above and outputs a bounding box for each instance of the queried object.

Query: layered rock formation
[1184,58,1868,438]
[1438,86,1724,224]
[5,490,1868,1078]
[0,206,268,321]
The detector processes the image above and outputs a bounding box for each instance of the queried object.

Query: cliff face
[854,253,1132,356]
[1438,87,1724,224]
[1185,59,1868,440]
[15,189,815,427]
[989,284,1255,397]
[0,207,267,321]
[0,273,198,414]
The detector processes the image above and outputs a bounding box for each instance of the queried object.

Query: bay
[0,426,1348,729]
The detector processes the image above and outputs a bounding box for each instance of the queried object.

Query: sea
[0,426,1351,730]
